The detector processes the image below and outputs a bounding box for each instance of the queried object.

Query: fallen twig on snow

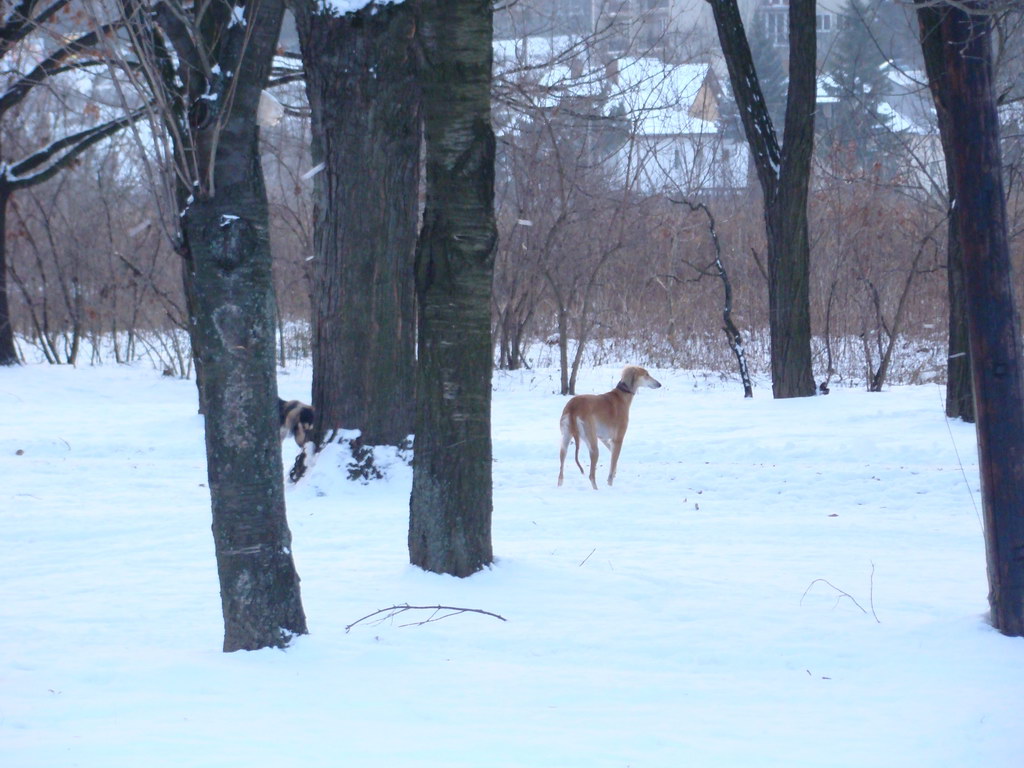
[345,604,507,633]
[801,565,881,623]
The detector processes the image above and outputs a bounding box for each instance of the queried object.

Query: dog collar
[615,381,633,394]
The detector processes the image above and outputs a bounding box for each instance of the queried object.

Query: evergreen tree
[748,10,788,137]
[821,0,894,169]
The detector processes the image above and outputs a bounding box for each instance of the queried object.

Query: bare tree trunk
[916,2,974,422]
[945,228,974,419]
[937,0,1024,636]
[0,186,18,365]
[120,0,308,650]
[867,238,931,393]
[180,242,206,414]
[556,302,571,394]
[678,200,753,397]
[292,0,420,448]
[708,0,816,399]
[185,187,307,651]
[408,0,496,577]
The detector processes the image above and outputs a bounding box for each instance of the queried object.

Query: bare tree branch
[0,24,126,115]
[6,105,151,189]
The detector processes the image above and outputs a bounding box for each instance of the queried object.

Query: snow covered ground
[2,361,1021,768]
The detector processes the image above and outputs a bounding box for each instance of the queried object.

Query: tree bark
[143,0,308,650]
[292,0,420,447]
[708,0,816,398]
[185,192,307,651]
[938,0,1024,636]
[915,2,974,422]
[0,186,18,364]
[408,0,496,577]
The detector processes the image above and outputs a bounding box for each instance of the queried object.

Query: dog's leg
[581,420,600,490]
[607,438,624,487]
[558,414,571,486]
[572,416,586,476]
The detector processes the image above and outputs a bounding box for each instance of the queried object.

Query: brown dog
[558,365,661,489]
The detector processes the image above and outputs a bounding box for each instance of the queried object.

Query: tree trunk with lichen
[165,0,306,651]
[185,192,307,651]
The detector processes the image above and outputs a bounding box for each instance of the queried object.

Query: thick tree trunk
[768,0,816,399]
[945,233,974,420]
[915,2,974,422]
[708,0,816,398]
[186,191,307,651]
[175,0,307,651]
[765,193,814,398]
[0,185,19,365]
[939,1,1024,637]
[293,0,419,447]
[408,0,496,577]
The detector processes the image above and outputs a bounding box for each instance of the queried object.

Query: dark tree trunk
[916,2,974,422]
[937,1,1024,637]
[292,0,420,447]
[945,229,974,420]
[408,0,496,577]
[181,244,206,414]
[708,0,816,398]
[0,185,18,365]
[556,303,571,395]
[156,0,307,651]
[185,193,307,652]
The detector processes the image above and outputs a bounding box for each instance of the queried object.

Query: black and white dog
[279,398,314,448]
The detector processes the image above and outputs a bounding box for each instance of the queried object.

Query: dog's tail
[559,410,585,478]
[565,412,585,476]
[574,438,584,475]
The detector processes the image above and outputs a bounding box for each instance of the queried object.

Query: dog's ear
[621,365,639,390]
[618,366,634,391]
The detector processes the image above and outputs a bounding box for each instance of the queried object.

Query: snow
[319,0,402,16]
[300,162,326,180]
[2,361,1022,767]
[493,42,720,137]
[606,59,719,137]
